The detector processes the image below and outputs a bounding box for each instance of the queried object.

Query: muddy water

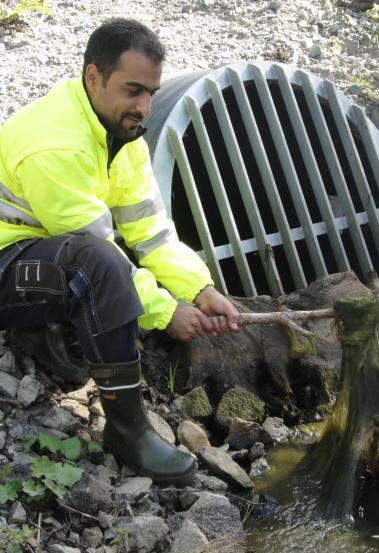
[246,438,379,553]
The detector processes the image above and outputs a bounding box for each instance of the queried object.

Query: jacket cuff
[180,278,215,305]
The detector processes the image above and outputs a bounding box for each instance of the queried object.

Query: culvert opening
[147,61,379,297]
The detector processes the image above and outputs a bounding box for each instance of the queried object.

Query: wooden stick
[236,308,336,337]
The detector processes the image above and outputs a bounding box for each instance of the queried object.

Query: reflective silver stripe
[112,195,165,225]
[0,181,31,210]
[72,210,114,239]
[133,227,177,261]
[131,263,138,277]
[97,380,141,391]
[0,199,42,227]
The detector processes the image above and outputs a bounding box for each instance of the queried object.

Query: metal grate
[145,61,379,297]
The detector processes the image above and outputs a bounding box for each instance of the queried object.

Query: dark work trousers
[0,234,144,364]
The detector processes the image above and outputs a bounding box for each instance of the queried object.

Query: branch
[237,308,336,337]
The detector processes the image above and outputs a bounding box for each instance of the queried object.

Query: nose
[136,91,152,118]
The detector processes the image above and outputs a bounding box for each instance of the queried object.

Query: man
[0,18,238,485]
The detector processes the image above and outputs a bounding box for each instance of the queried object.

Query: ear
[85,63,101,92]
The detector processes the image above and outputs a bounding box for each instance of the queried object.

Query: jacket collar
[72,77,146,152]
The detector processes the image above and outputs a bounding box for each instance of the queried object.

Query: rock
[177,420,211,453]
[0,351,17,373]
[60,398,90,422]
[147,410,175,444]
[7,500,27,524]
[262,417,291,444]
[47,546,81,553]
[90,398,104,416]
[248,442,265,462]
[225,417,273,449]
[186,491,243,540]
[82,526,103,548]
[17,375,44,407]
[178,489,199,510]
[174,386,213,419]
[89,415,106,442]
[308,44,322,58]
[216,387,265,429]
[249,457,269,478]
[0,371,20,397]
[198,446,254,490]
[117,514,169,553]
[114,477,153,499]
[39,405,81,433]
[170,519,208,553]
[0,431,5,450]
[69,474,113,514]
[193,471,228,491]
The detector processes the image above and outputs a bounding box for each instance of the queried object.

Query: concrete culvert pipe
[144,60,379,298]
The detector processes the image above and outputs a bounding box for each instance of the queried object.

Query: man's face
[86,49,162,140]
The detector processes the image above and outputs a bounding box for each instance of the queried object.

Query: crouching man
[0,18,238,485]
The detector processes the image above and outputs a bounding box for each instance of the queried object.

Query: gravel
[0,0,377,126]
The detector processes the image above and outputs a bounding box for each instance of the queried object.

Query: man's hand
[194,285,239,334]
[166,305,215,342]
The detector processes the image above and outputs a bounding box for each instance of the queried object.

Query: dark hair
[83,18,166,83]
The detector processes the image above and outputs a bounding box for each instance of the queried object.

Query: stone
[47,546,81,553]
[40,405,81,433]
[216,387,265,429]
[69,474,113,514]
[170,519,208,553]
[114,477,153,499]
[17,375,44,407]
[7,500,27,524]
[89,398,104,416]
[117,514,169,553]
[82,526,103,548]
[249,457,269,478]
[0,431,6,450]
[308,44,322,58]
[193,471,228,491]
[262,417,291,444]
[0,351,17,373]
[187,491,243,540]
[248,442,265,462]
[89,416,106,442]
[0,371,20,397]
[178,490,199,510]
[179,386,213,418]
[60,398,90,422]
[225,417,273,449]
[198,446,254,490]
[147,410,175,444]
[177,420,211,453]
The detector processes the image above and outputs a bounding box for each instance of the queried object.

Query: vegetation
[0,0,50,29]
[0,524,35,553]
[0,433,102,504]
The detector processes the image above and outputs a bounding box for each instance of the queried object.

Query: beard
[100,112,143,141]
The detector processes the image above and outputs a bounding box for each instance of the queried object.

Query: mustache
[122,112,144,123]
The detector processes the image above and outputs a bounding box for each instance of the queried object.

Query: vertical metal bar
[227,67,307,289]
[184,94,257,296]
[273,64,350,272]
[350,104,379,191]
[167,127,228,294]
[299,70,373,275]
[324,80,379,251]
[205,77,284,296]
[248,63,328,278]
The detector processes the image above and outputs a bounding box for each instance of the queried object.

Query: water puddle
[246,436,379,553]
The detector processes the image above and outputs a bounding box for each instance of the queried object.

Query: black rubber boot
[89,356,198,486]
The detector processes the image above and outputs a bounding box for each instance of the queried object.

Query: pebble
[0,0,376,128]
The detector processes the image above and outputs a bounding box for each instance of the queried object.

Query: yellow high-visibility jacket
[0,77,213,330]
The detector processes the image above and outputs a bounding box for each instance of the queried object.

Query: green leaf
[22,479,46,497]
[60,437,81,461]
[31,456,60,480]
[87,440,103,453]
[55,463,83,488]
[43,477,67,498]
[0,480,22,503]
[38,434,62,454]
